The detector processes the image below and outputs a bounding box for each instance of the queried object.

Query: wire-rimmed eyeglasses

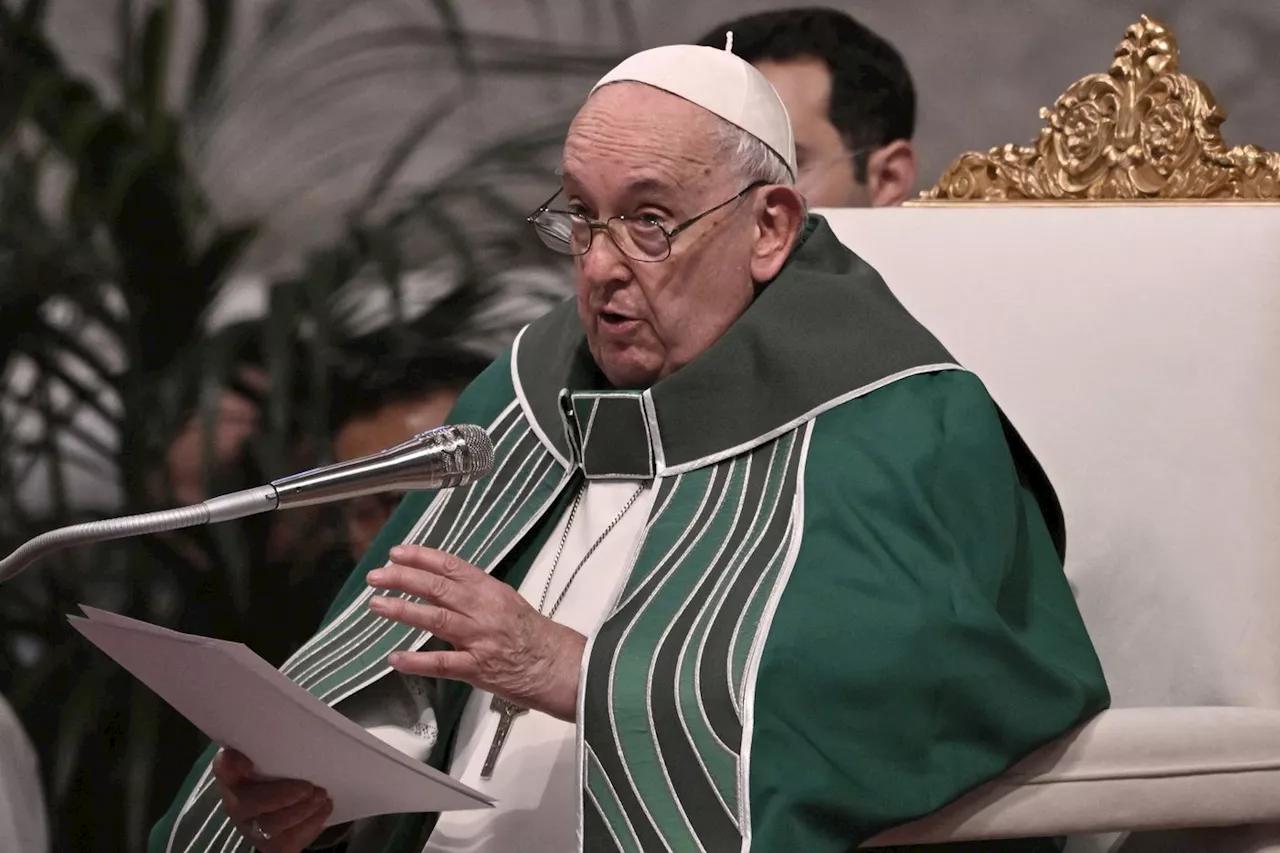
[527,180,767,263]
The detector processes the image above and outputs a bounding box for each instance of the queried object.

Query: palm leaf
[115,0,135,99]
[137,0,177,139]
[183,0,350,126]
[248,26,619,89]
[16,0,46,28]
[355,86,467,217]
[191,223,258,294]
[426,0,474,75]
[51,654,113,799]
[10,437,118,484]
[123,676,161,850]
[187,0,234,114]
[5,630,77,709]
[612,0,641,49]
[36,318,123,390]
[19,348,120,441]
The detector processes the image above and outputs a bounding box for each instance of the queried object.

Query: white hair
[715,121,794,186]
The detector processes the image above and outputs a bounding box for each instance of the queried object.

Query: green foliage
[0,1,625,849]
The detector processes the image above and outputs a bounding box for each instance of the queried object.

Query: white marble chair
[825,16,1280,851]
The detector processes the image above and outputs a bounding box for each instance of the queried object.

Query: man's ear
[865,140,917,207]
[751,185,807,284]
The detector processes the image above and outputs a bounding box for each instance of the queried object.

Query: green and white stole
[165,399,570,853]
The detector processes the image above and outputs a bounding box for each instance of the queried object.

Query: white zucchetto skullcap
[589,36,797,179]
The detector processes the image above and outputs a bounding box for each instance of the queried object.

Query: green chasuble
[151,215,1108,853]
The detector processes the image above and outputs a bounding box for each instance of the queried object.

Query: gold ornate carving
[922,15,1280,201]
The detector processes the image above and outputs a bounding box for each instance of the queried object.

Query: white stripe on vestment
[418,480,656,853]
[736,422,812,848]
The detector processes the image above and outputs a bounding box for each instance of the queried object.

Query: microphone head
[269,423,496,509]
[425,424,495,489]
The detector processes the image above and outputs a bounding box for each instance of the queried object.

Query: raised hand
[366,545,586,721]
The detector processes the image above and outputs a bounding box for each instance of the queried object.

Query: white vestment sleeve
[305,673,440,852]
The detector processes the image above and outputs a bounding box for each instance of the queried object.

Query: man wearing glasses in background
[699,6,919,207]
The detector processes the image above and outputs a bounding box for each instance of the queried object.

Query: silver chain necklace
[536,481,645,619]
[481,479,646,779]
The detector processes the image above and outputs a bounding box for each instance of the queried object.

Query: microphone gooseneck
[0,487,281,585]
[0,424,494,584]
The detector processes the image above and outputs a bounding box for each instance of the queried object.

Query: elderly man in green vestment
[151,40,1108,853]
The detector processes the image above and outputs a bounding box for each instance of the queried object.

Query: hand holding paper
[69,607,491,827]
[212,748,332,850]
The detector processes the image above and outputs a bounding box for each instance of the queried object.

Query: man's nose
[577,225,633,286]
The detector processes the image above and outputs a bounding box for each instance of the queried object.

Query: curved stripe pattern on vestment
[582,425,808,852]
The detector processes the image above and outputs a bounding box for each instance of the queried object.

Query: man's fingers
[368,598,477,643]
[227,777,316,821]
[267,797,334,852]
[387,546,482,582]
[254,790,330,838]
[212,750,237,784]
[365,562,461,609]
[387,649,477,682]
[212,748,253,785]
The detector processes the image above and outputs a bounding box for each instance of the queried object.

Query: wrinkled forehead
[563,83,727,191]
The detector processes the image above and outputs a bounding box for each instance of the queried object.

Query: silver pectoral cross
[482,695,529,779]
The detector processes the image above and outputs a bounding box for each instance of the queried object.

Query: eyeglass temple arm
[528,187,564,220]
[667,180,768,239]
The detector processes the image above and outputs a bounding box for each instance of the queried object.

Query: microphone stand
[0,423,493,584]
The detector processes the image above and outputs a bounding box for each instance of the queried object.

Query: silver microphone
[0,424,494,584]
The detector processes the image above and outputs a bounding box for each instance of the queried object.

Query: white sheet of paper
[69,607,493,825]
